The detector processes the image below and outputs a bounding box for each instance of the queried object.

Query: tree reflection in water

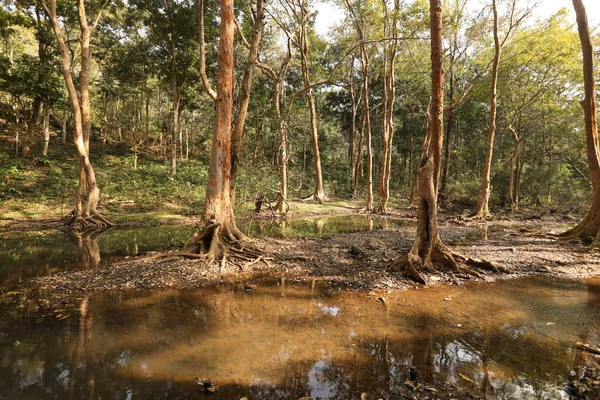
[0,277,598,399]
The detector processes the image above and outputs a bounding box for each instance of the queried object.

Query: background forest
[0,0,598,221]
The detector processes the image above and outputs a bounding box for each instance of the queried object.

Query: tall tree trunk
[230,0,264,204]
[360,47,373,211]
[274,81,289,213]
[349,56,358,189]
[298,2,327,203]
[562,0,600,242]
[184,0,249,260]
[439,53,455,205]
[403,0,458,279]
[40,0,111,230]
[473,0,500,218]
[168,13,179,176]
[379,0,399,213]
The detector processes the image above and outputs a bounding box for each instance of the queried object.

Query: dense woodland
[0,0,599,245]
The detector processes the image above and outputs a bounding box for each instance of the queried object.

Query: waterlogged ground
[0,277,599,399]
[0,215,407,286]
[2,213,600,399]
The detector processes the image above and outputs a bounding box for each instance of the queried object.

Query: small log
[577,342,600,355]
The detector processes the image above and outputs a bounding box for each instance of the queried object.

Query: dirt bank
[3,213,598,308]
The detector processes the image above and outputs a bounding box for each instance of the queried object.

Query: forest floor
[6,206,597,300]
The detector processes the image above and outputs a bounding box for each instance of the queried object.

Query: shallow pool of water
[1,276,598,399]
[0,215,408,285]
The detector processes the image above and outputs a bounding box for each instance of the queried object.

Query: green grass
[0,138,210,222]
[0,137,373,224]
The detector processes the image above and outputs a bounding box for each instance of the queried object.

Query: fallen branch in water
[577,342,600,355]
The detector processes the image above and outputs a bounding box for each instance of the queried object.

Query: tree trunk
[145,87,151,151]
[473,0,500,218]
[404,0,458,278]
[41,104,50,157]
[168,15,179,176]
[562,0,600,242]
[360,47,373,211]
[349,56,358,189]
[298,4,327,203]
[379,0,399,213]
[183,0,248,260]
[40,0,111,230]
[274,81,289,213]
[230,0,264,204]
[439,53,455,206]
[62,110,68,143]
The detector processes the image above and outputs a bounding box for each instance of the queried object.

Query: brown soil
[5,211,598,304]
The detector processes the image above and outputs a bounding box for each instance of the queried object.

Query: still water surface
[0,215,407,285]
[1,277,599,399]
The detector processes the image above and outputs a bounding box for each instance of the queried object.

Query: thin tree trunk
[349,56,357,188]
[40,0,111,229]
[230,0,264,204]
[62,110,68,143]
[297,2,326,202]
[473,0,500,218]
[42,104,50,156]
[439,53,455,205]
[360,47,373,211]
[168,9,179,176]
[379,0,399,213]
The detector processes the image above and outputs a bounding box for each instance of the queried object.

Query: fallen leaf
[546,322,555,326]
[459,373,474,383]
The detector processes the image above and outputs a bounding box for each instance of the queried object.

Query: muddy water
[1,277,599,399]
[0,215,407,285]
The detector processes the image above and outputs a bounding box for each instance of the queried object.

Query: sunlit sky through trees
[314,0,600,37]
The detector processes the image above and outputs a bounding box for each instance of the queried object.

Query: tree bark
[562,0,600,242]
[40,0,111,230]
[41,104,50,157]
[404,0,458,277]
[184,0,248,259]
[378,0,399,213]
[360,46,373,211]
[230,0,264,204]
[166,1,179,176]
[296,0,327,203]
[473,0,500,218]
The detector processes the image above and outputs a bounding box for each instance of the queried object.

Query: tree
[403,0,458,280]
[258,36,293,213]
[378,0,399,213]
[183,0,251,260]
[40,0,112,229]
[473,0,532,218]
[561,0,600,243]
[288,0,327,203]
[344,0,374,210]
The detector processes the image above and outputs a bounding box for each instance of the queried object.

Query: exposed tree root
[395,244,508,285]
[300,194,328,204]
[65,212,114,231]
[181,219,263,268]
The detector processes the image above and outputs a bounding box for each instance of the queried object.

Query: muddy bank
[4,215,599,307]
